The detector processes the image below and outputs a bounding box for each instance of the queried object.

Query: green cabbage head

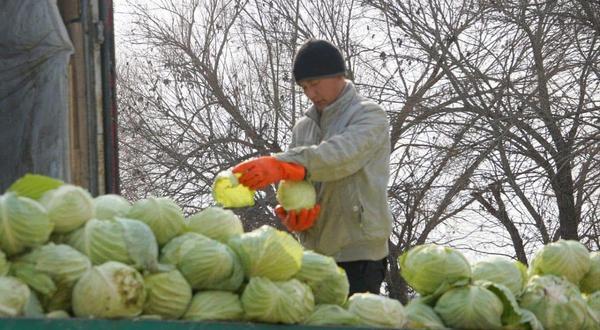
[0,250,9,276]
[303,304,361,326]
[40,184,95,233]
[586,291,600,325]
[242,277,314,324]
[276,180,316,211]
[0,277,31,317]
[0,192,53,256]
[399,244,471,295]
[143,269,192,319]
[160,232,243,291]
[11,243,91,311]
[346,293,407,328]
[186,206,244,243]
[529,239,590,285]
[68,217,160,272]
[581,252,600,294]
[294,250,349,305]
[404,300,446,329]
[72,261,146,318]
[519,275,590,330]
[212,170,255,208]
[127,196,185,245]
[183,291,244,321]
[472,256,527,296]
[228,225,304,280]
[94,194,131,220]
[434,284,504,330]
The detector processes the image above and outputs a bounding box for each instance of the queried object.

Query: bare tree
[366,0,600,262]
[116,0,600,301]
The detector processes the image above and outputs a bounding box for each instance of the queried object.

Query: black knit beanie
[292,39,346,82]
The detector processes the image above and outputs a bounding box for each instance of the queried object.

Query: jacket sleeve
[275,103,390,182]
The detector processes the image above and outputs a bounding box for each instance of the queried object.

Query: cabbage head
[11,243,91,311]
[294,250,349,305]
[434,284,503,330]
[183,291,244,321]
[72,261,146,318]
[143,269,192,319]
[477,281,544,330]
[242,277,314,324]
[186,206,244,243]
[160,233,243,291]
[587,291,600,325]
[581,252,600,294]
[212,170,255,208]
[0,192,54,256]
[46,310,70,318]
[405,300,446,329]
[0,277,31,317]
[519,275,590,330]
[68,217,160,272]
[276,180,316,211]
[127,196,185,245]
[228,225,303,281]
[346,293,407,328]
[399,244,471,295]
[529,239,590,285]
[303,304,361,326]
[472,256,527,296]
[0,250,9,276]
[94,194,131,220]
[40,184,95,233]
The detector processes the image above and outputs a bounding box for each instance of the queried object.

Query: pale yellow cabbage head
[212,171,255,208]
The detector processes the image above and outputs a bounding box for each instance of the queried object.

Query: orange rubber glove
[275,204,321,232]
[232,156,305,190]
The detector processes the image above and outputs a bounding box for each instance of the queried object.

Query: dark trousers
[337,257,388,295]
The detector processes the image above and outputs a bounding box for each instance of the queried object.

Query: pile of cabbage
[399,240,600,330]
[0,174,406,328]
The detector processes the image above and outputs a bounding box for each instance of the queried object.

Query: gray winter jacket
[275,81,393,262]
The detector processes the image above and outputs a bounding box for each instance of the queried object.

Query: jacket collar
[305,80,356,127]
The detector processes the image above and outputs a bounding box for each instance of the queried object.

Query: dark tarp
[0,0,74,191]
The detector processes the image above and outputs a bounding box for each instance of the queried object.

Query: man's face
[298,76,345,111]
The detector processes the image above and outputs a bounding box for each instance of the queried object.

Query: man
[233,39,393,295]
